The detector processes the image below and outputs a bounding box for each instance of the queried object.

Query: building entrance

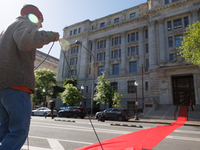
[172,76,195,105]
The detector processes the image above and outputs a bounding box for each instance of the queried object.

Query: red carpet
[75,106,187,150]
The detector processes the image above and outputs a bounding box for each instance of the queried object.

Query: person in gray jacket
[0,4,59,150]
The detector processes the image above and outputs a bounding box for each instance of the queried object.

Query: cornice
[146,0,195,15]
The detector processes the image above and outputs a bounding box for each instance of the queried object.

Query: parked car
[32,107,57,116]
[95,108,131,121]
[58,107,86,119]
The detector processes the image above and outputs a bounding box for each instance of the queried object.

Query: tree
[62,78,77,87]
[93,71,123,109]
[32,68,57,106]
[178,21,200,66]
[60,84,84,106]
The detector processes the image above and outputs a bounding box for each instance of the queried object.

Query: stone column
[105,36,110,76]
[79,37,88,79]
[91,39,96,78]
[120,32,126,75]
[191,8,199,23]
[77,43,82,77]
[148,20,157,70]
[138,27,144,73]
[57,49,66,84]
[158,18,166,64]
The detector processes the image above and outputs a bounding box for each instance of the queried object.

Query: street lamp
[134,81,139,120]
[42,89,45,107]
[80,85,84,107]
[75,40,96,116]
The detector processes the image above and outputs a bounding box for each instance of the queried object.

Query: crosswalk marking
[47,139,65,150]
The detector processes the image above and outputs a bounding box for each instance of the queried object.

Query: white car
[32,107,57,116]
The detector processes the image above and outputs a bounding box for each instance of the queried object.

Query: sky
[0,0,147,59]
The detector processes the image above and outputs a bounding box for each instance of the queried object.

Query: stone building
[57,0,200,113]
[35,50,59,75]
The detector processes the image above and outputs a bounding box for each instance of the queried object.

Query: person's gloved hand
[46,31,60,41]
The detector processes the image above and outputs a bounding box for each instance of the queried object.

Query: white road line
[21,145,52,150]
[29,135,93,145]
[167,135,200,141]
[47,139,65,150]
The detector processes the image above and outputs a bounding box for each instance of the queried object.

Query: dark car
[95,108,131,121]
[58,107,86,119]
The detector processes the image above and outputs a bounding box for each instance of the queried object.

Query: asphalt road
[21,116,200,150]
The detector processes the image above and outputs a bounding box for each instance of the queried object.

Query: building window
[70,31,72,36]
[97,53,105,61]
[167,21,172,31]
[115,37,119,45]
[136,46,139,55]
[114,50,118,58]
[70,57,77,65]
[146,59,149,71]
[169,54,174,61]
[104,40,106,48]
[131,33,135,42]
[168,37,173,47]
[128,81,136,93]
[130,13,136,19]
[71,69,77,76]
[78,28,81,33]
[172,0,179,2]
[131,46,135,56]
[175,35,183,46]
[174,19,182,30]
[71,46,79,54]
[145,30,148,39]
[119,36,121,44]
[98,66,104,76]
[114,18,119,23]
[165,0,169,4]
[74,29,77,35]
[90,55,92,63]
[90,43,92,50]
[128,34,130,43]
[100,53,104,61]
[145,82,148,91]
[110,82,118,92]
[130,62,137,73]
[113,64,119,75]
[146,44,148,53]
[100,22,105,28]
[184,17,189,27]
[112,49,121,59]
[136,32,139,41]
[100,41,104,48]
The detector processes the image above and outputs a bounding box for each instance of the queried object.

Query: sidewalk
[128,118,200,126]
[84,116,200,126]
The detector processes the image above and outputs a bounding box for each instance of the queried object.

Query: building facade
[35,50,59,75]
[57,0,200,112]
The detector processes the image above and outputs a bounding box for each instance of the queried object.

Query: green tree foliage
[93,71,123,108]
[32,68,57,104]
[62,78,77,86]
[60,84,84,106]
[179,21,200,66]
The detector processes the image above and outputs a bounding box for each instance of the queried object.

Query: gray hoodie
[0,16,57,93]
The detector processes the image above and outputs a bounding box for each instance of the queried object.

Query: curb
[110,123,143,128]
[55,119,75,122]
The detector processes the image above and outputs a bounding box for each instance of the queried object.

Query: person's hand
[54,32,60,41]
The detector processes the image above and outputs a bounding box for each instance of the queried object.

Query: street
[21,116,200,150]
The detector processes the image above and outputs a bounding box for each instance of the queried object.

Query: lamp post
[80,85,84,107]
[134,81,139,120]
[75,40,95,116]
[42,89,45,107]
